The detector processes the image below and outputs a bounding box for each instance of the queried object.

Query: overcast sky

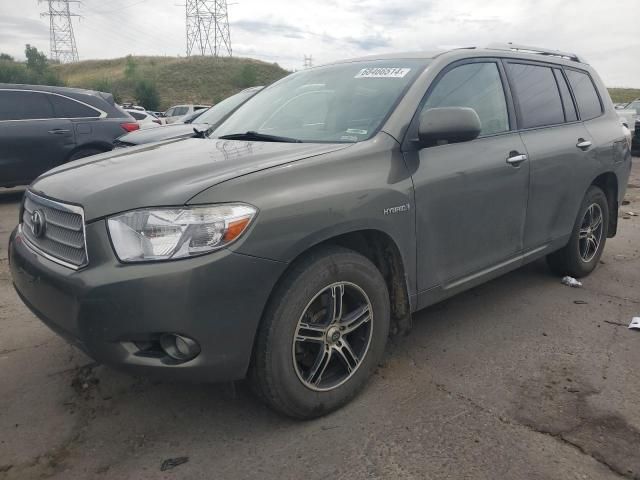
[0,0,638,87]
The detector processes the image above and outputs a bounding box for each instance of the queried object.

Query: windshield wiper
[217,131,302,143]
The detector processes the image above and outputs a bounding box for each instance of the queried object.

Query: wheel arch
[262,229,413,340]
[591,172,618,237]
[66,141,112,161]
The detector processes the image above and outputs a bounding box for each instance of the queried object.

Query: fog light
[159,333,200,361]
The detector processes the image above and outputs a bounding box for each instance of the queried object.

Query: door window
[507,63,564,128]
[0,90,54,121]
[423,62,509,136]
[565,69,602,120]
[173,106,189,116]
[48,94,100,118]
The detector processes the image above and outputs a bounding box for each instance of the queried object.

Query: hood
[31,138,351,221]
[117,122,208,145]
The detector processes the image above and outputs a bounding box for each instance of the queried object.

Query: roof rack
[486,43,586,63]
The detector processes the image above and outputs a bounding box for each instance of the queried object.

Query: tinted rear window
[128,111,146,120]
[508,63,564,128]
[0,90,54,120]
[48,94,100,118]
[565,69,602,120]
[553,69,578,122]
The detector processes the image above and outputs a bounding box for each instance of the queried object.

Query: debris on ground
[561,276,582,288]
[160,457,189,471]
[626,211,638,217]
[573,300,588,305]
[629,318,640,330]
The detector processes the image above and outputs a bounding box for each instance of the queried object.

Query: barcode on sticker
[355,67,411,79]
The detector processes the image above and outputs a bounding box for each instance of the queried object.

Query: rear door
[0,90,75,186]
[403,59,530,291]
[505,61,594,250]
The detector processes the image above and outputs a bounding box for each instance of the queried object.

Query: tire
[68,148,106,162]
[250,246,390,419]
[546,185,609,278]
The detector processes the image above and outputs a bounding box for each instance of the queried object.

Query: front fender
[188,133,417,296]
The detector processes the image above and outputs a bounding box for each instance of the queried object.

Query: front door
[403,60,530,292]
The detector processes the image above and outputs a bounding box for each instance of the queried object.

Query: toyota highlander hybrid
[9,45,632,418]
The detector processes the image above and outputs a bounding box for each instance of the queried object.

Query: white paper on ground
[561,276,583,288]
[629,318,640,330]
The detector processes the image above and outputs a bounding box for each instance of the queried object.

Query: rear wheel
[547,185,609,278]
[250,246,390,419]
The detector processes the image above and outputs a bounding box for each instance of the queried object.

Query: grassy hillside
[51,55,639,109]
[53,55,289,110]
[608,88,640,104]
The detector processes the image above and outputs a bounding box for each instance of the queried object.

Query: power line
[40,0,80,63]
[185,0,232,57]
[303,55,313,68]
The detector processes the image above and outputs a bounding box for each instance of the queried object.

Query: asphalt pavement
[1,161,639,480]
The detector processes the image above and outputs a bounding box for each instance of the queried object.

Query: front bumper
[9,221,286,382]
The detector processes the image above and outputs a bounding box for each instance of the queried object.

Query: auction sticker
[355,67,411,79]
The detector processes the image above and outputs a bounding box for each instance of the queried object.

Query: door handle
[506,152,528,167]
[48,129,70,135]
[576,139,592,150]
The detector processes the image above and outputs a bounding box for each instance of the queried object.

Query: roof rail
[486,43,586,63]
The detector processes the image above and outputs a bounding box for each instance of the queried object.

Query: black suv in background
[0,84,138,188]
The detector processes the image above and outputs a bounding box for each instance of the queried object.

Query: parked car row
[1,86,262,187]
[7,45,633,418]
[0,84,140,188]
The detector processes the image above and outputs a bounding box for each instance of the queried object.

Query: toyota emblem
[30,209,46,238]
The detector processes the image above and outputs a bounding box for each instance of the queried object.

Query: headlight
[107,204,257,262]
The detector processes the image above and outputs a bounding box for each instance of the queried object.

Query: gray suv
[0,84,138,187]
[9,45,632,418]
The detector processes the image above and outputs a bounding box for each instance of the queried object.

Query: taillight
[121,122,140,132]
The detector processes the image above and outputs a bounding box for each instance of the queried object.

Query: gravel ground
[1,159,639,480]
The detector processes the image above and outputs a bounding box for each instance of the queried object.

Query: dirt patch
[514,365,640,479]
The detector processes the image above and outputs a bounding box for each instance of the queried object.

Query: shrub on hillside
[134,79,160,110]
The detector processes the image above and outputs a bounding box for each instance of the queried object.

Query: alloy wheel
[578,203,604,263]
[292,282,373,392]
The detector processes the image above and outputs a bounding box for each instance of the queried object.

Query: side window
[565,69,602,121]
[423,62,509,136]
[128,111,145,120]
[507,63,564,128]
[47,94,100,118]
[553,69,578,122]
[0,90,54,121]
[174,106,189,116]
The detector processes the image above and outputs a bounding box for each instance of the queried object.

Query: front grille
[22,191,88,269]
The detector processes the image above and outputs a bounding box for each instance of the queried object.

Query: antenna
[40,0,80,63]
[185,0,232,57]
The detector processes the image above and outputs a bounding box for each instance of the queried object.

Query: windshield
[213,59,429,143]
[195,88,261,126]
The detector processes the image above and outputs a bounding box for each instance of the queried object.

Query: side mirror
[418,107,482,146]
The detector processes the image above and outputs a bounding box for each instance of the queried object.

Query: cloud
[0,0,637,86]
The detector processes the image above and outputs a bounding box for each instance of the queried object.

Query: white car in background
[124,109,163,129]
[164,104,210,124]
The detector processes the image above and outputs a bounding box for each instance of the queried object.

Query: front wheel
[250,246,390,419]
[547,185,609,278]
